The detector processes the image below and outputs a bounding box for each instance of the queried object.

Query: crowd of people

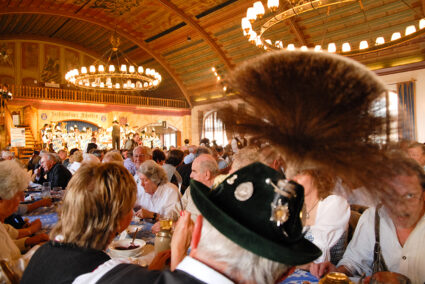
[41,122,162,153]
[0,50,424,283]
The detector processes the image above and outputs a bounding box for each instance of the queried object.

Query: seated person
[68,150,83,175]
[21,162,137,283]
[134,160,180,220]
[34,152,72,189]
[311,153,425,283]
[0,160,47,281]
[73,162,322,284]
[102,150,124,165]
[293,169,350,266]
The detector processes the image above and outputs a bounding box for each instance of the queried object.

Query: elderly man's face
[408,147,425,166]
[40,156,55,172]
[133,149,146,168]
[386,175,425,229]
[191,157,210,186]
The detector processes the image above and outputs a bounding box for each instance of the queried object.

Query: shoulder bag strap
[372,204,389,273]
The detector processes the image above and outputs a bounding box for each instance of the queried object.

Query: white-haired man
[73,163,321,284]
[34,153,72,189]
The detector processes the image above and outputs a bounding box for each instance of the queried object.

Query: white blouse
[135,182,180,218]
[305,194,350,263]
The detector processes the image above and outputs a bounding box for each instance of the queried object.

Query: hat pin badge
[266,178,296,227]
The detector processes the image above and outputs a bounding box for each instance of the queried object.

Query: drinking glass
[41,182,51,198]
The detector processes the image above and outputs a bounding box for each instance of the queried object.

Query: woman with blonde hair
[68,150,83,174]
[21,162,137,283]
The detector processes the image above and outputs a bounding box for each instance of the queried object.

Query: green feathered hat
[190,162,321,265]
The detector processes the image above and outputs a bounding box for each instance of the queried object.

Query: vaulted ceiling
[1,0,424,107]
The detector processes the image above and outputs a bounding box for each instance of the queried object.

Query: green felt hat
[190,162,321,265]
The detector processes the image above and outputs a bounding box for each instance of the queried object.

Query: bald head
[133,146,147,168]
[190,154,218,188]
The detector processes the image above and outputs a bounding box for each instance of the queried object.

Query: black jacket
[98,263,205,284]
[36,163,72,189]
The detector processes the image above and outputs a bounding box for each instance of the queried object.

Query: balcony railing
[10,85,189,109]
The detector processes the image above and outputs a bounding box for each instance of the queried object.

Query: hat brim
[190,179,322,265]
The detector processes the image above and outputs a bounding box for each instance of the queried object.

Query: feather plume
[218,51,399,198]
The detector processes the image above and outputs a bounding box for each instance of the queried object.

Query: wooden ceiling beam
[287,18,307,46]
[156,0,234,71]
[422,0,425,16]
[0,9,193,107]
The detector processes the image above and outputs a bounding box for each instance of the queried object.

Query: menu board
[11,128,26,147]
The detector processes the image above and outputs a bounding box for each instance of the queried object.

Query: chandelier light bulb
[91,82,96,87]
[275,41,283,49]
[247,7,257,23]
[131,83,135,88]
[300,45,308,51]
[81,67,87,74]
[211,67,216,72]
[120,64,127,72]
[89,65,96,73]
[248,30,257,43]
[375,37,385,45]
[287,44,295,51]
[98,65,105,72]
[256,37,263,47]
[85,82,89,87]
[129,66,135,73]
[327,43,336,53]
[78,81,83,85]
[342,42,351,52]
[405,25,416,36]
[391,32,401,41]
[267,0,279,11]
[138,66,144,74]
[115,83,120,89]
[253,1,265,18]
[420,19,425,29]
[359,40,368,50]
[241,17,252,32]
[136,81,142,88]
[109,65,115,72]
[123,83,128,88]
[314,45,322,52]
[100,82,105,88]
[108,85,112,89]
[144,82,148,87]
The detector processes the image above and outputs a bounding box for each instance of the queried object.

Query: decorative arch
[0,9,193,107]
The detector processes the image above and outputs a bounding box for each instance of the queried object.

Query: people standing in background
[111,120,120,150]
[407,142,425,170]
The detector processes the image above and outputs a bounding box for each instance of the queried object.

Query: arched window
[202,111,227,146]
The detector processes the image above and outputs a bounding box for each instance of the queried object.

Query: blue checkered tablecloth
[280,269,319,284]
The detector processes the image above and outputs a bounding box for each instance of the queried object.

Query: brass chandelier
[241,0,425,54]
[65,34,161,92]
